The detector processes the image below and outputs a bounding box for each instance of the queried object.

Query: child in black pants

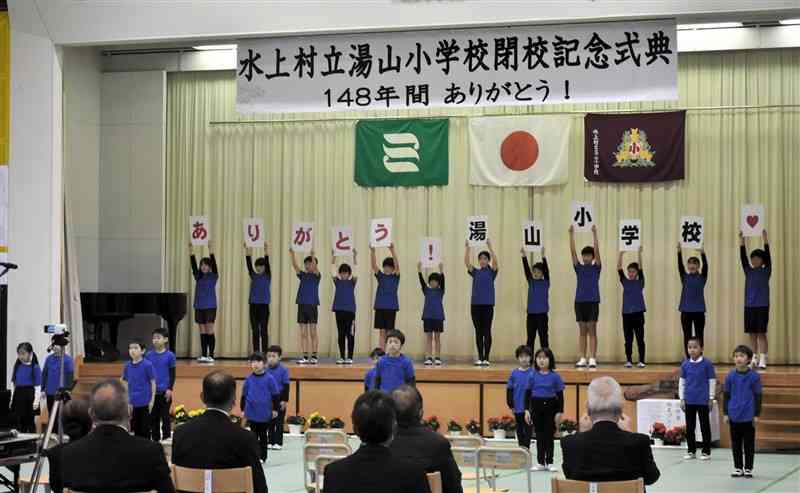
[525,347,564,471]
[506,346,533,449]
[242,352,281,461]
[724,345,762,478]
[266,345,291,450]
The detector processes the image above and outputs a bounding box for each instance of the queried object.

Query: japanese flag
[469,115,571,186]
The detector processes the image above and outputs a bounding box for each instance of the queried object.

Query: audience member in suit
[390,385,463,493]
[49,379,175,493]
[323,390,431,493]
[561,376,660,486]
[172,370,268,493]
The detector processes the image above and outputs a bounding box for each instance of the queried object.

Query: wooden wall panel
[298,381,364,433]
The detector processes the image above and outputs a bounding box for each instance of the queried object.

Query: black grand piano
[81,292,187,361]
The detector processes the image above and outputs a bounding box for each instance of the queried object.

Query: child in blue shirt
[11,342,42,433]
[291,249,321,364]
[506,345,533,449]
[679,337,716,460]
[569,225,601,368]
[465,239,499,366]
[331,250,358,364]
[122,340,156,438]
[739,230,771,369]
[146,328,176,441]
[266,345,291,450]
[677,243,709,358]
[241,352,281,462]
[245,241,272,354]
[374,330,415,393]
[525,347,565,471]
[371,244,400,349]
[418,261,445,366]
[724,345,762,478]
[41,340,74,431]
[522,248,550,350]
[190,242,218,363]
[618,247,646,368]
[364,347,385,392]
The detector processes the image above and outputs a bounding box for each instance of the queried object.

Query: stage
[76,359,800,450]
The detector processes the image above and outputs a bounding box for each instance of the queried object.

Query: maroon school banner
[584,110,685,182]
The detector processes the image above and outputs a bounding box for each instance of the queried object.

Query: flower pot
[654,438,664,446]
[492,429,506,440]
[288,424,303,435]
[449,430,461,436]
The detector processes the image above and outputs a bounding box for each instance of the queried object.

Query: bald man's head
[391,385,423,427]
[202,371,236,411]
[89,379,129,425]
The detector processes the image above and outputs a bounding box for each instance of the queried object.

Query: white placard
[522,220,542,252]
[679,216,704,249]
[466,215,489,246]
[243,217,265,247]
[420,237,442,268]
[741,204,765,237]
[331,225,354,256]
[189,216,210,246]
[237,20,678,113]
[571,202,594,232]
[636,398,720,444]
[369,217,393,248]
[290,222,314,252]
[619,219,642,251]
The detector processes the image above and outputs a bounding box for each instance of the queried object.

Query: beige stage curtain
[165,49,800,364]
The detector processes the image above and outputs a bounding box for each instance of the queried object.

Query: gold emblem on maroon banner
[613,128,656,168]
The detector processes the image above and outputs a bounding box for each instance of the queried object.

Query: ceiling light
[193,44,237,51]
[779,19,800,25]
[677,22,744,30]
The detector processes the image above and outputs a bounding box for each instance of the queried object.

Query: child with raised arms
[522,247,550,350]
[331,249,358,364]
[677,242,709,357]
[290,249,321,364]
[465,239,498,366]
[245,241,271,353]
[739,230,771,368]
[618,246,646,368]
[371,244,400,349]
[418,261,445,366]
[569,225,601,368]
[189,241,218,363]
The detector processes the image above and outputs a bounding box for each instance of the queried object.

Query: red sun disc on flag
[500,131,539,171]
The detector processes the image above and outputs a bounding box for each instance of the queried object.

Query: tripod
[28,334,71,492]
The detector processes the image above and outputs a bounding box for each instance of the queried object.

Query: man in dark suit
[390,385,463,493]
[323,390,431,493]
[49,379,175,493]
[561,376,660,486]
[172,370,267,493]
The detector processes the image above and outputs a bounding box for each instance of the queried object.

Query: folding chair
[303,443,351,492]
[551,478,644,493]
[465,447,531,493]
[446,435,484,449]
[313,454,344,493]
[427,471,443,493]
[171,465,253,493]
[304,429,349,445]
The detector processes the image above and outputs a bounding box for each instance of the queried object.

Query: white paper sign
[420,237,442,268]
[369,217,393,248]
[741,204,765,237]
[243,217,265,247]
[291,222,314,252]
[189,216,210,246]
[331,225,354,256]
[466,215,489,246]
[619,219,642,251]
[522,220,542,252]
[679,216,704,248]
[571,202,594,232]
[237,20,678,114]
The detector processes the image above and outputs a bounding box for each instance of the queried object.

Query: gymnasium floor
[264,436,800,493]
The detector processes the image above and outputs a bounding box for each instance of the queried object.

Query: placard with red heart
[741,204,765,237]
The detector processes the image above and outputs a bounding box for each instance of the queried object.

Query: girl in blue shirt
[245,242,272,354]
[291,250,321,364]
[677,243,709,358]
[331,250,358,364]
[465,239,499,366]
[506,345,533,449]
[569,225,602,368]
[724,345,762,478]
[739,230,771,369]
[189,242,219,363]
[371,244,400,349]
[525,347,564,471]
[11,342,41,433]
[419,261,445,366]
[522,248,550,350]
[618,247,646,368]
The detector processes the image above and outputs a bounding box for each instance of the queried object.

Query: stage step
[757,432,800,445]
[762,387,800,404]
[757,397,800,450]
[757,419,800,429]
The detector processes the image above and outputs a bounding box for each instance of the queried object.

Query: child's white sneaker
[206,356,215,364]
[624,361,633,368]
[638,362,647,368]
[531,464,546,472]
[744,469,753,478]
[588,358,597,368]
[758,354,767,369]
[482,360,491,366]
[474,360,483,366]
[196,356,206,363]
[575,357,587,368]
[434,358,443,366]
[345,359,354,365]
[547,464,558,472]
[683,452,696,460]
[273,444,282,451]
[424,357,434,366]
[699,453,711,461]
[335,358,345,365]
[731,469,744,477]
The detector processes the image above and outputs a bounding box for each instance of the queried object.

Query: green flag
[355,118,449,187]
